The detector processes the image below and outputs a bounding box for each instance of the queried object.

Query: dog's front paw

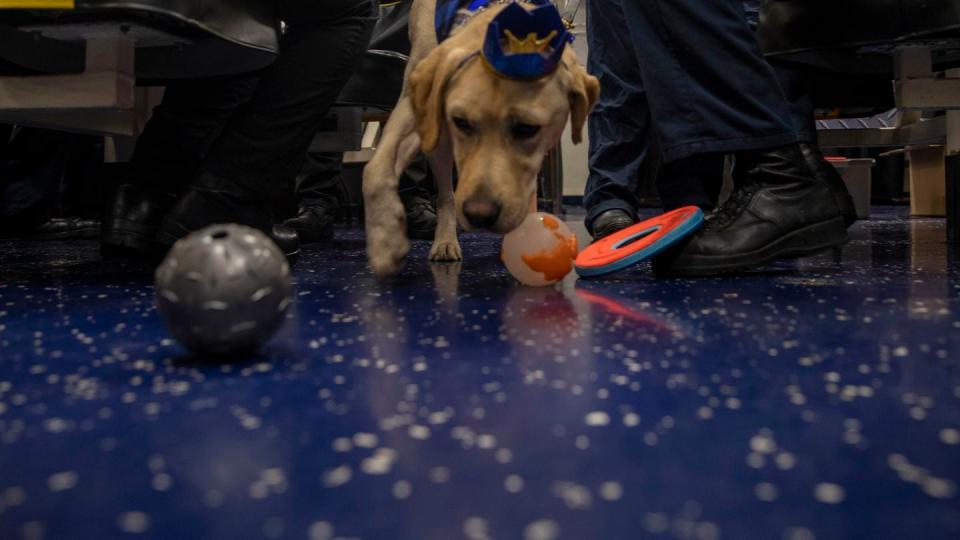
[429,240,463,262]
[366,202,410,278]
[368,231,410,277]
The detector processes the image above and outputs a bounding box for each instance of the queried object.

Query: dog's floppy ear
[564,60,600,145]
[409,46,474,153]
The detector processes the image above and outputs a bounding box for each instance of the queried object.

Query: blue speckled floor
[0,206,958,540]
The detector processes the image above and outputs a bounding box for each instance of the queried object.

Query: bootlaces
[706,183,761,230]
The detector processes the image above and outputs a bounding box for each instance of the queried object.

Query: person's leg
[582,0,652,238]
[199,0,375,197]
[130,77,261,194]
[740,0,856,226]
[622,0,797,161]
[288,151,437,242]
[157,0,377,247]
[613,0,846,275]
[102,75,259,255]
[0,127,71,234]
[286,152,344,243]
[768,59,858,226]
[296,153,345,211]
[397,155,438,240]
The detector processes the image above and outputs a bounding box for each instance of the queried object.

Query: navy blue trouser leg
[584,0,799,231]
[619,0,797,162]
[583,0,652,232]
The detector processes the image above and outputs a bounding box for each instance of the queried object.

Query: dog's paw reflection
[429,261,463,302]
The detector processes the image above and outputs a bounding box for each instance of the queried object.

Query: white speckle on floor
[117,511,150,534]
[813,483,846,504]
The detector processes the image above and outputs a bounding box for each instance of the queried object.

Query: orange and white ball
[501,212,579,286]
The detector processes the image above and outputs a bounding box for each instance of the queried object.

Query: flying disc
[575,206,704,278]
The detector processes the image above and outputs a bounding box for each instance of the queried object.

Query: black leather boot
[270,224,301,262]
[27,217,101,240]
[590,209,636,241]
[401,191,438,240]
[653,144,848,277]
[156,171,300,262]
[283,205,335,244]
[799,142,858,228]
[101,184,178,258]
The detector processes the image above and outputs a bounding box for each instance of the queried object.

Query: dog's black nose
[463,199,501,229]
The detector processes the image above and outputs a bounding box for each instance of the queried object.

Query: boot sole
[656,216,849,277]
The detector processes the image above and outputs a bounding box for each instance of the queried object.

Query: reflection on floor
[0,206,958,540]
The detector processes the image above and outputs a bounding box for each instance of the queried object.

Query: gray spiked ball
[155,224,293,355]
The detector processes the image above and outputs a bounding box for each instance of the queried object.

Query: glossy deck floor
[0,207,958,540]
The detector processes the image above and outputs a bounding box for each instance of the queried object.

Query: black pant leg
[397,155,432,198]
[0,128,70,228]
[296,153,345,210]
[203,0,377,196]
[129,75,259,194]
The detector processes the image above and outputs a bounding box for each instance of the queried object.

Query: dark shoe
[101,184,177,258]
[271,223,301,262]
[590,209,635,241]
[283,205,335,244]
[26,217,101,240]
[156,171,300,262]
[799,142,858,228]
[653,144,848,277]
[401,192,437,240]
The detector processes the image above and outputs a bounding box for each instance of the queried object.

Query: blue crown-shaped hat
[482,1,572,80]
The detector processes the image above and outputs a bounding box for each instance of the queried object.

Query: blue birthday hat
[482,1,572,80]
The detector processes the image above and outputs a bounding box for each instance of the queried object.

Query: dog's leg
[363,97,421,277]
[364,0,441,276]
[428,138,462,262]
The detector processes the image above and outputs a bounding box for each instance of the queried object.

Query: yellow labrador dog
[362,0,599,277]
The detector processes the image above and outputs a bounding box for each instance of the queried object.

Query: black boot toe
[101,184,177,258]
[590,209,636,242]
[283,206,335,244]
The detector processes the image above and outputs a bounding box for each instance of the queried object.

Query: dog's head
[409,8,599,234]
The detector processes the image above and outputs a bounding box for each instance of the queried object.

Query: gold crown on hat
[502,29,559,55]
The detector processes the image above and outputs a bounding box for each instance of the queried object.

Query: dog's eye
[452,116,475,135]
[511,122,541,140]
